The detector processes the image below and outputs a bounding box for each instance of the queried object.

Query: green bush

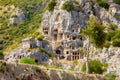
[33,32,40,37]
[20,57,37,65]
[0,50,4,59]
[104,41,111,48]
[114,0,120,4]
[62,1,73,12]
[0,40,4,44]
[0,51,3,56]
[37,34,44,40]
[97,0,110,9]
[112,39,120,47]
[106,32,115,41]
[105,29,120,47]
[0,45,4,50]
[105,73,116,80]
[39,48,53,58]
[11,14,18,18]
[81,60,108,74]
[27,48,33,52]
[112,30,120,40]
[108,24,117,31]
[48,0,56,11]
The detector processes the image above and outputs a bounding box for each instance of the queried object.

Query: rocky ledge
[0,60,107,80]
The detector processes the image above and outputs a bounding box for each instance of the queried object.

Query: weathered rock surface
[4,38,50,63]
[4,0,120,78]
[10,8,25,24]
[89,46,120,77]
[0,60,107,80]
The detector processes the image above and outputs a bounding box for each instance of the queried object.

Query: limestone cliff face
[41,0,89,60]
[96,3,120,27]
[0,61,106,80]
[40,0,120,77]
[41,0,120,61]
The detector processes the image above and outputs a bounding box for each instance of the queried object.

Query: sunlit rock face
[0,61,106,80]
[42,0,120,61]
[42,6,88,60]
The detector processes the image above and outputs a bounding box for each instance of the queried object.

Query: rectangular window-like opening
[67,35,69,38]
[54,34,57,41]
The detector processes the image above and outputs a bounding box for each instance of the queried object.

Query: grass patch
[20,57,37,65]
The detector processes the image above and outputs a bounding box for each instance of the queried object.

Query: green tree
[82,16,106,73]
[48,0,56,11]
[82,16,106,48]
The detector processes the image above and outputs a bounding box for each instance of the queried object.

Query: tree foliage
[37,34,44,41]
[48,0,56,11]
[106,29,120,47]
[62,1,73,12]
[96,0,110,9]
[114,0,120,5]
[82,16,106,48]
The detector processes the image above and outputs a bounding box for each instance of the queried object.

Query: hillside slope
[0,0,49,53]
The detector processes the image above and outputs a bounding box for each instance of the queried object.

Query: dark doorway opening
[35,59,38,63]
[56,50,61,54]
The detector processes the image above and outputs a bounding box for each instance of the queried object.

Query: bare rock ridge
[0,60,106,80]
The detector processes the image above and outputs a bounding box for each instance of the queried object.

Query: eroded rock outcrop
[10,8,25,24]
[0,60,107,80]
[42,0,88,61]
[4,37,50,63]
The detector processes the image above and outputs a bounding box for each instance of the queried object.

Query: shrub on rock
[82,60,108,74]
[62,1,73,12]
[20,57,37,65]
